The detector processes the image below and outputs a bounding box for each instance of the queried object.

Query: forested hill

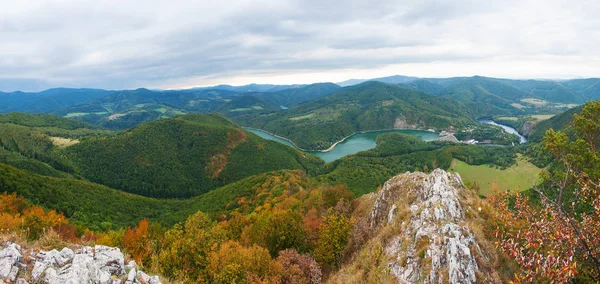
[63,113,325,198]
[234,81,475,150]
[528,104,584,142]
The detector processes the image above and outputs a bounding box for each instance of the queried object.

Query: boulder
[0,242,22,281]
[93,245,125,276]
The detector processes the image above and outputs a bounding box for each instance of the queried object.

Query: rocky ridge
[368,169,493,283]
[0,242,161,284]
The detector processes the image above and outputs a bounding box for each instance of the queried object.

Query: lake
[245,128,440,163]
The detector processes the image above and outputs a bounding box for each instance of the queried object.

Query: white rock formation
[369,169,481,284]
[0,243,22,282]
[0,242,161,284]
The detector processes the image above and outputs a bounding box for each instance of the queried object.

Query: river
[245,128,439,163]
[479,119,528,144]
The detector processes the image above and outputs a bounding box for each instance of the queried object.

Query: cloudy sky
[1,0,599,91]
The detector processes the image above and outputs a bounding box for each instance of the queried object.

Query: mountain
[398,79,445,94]
[337,75,421,87]
[498,79,587,103]
[52,84,340,130]
[196,83,305,93]
[561,78,600,100]
[63,113,325,198]
[431,76,530,115]
[53,88,238,129]
[236,81,475,150]
[0,88,112,113]
[218,83,341,118]
[257,82,341,107]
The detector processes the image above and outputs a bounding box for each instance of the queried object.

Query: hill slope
[236,82,474,150]
[63,113,325,198]
[528,104,584,142]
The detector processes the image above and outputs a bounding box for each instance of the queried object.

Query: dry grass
[49,136,80,148]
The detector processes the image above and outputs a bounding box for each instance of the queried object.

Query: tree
[493,101,600,282]
[122,219,151,265]
[313,209,354,267]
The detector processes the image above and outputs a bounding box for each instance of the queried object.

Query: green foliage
[314,210,354,267]
[64,113,324,198]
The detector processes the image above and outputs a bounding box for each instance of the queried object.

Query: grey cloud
[1,0,599,91]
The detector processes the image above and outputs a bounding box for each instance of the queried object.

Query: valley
[246,128,439,162]
[0,77,597,283]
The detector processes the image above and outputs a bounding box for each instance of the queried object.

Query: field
[449,154,542,195]
[530,114,554,121]
[521,98,548,107]
[289,113,315,121]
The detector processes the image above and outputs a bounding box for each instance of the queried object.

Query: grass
[449,154,542,195]
[65,112,108,118]
[49,137,79,148]
[530,114,554,121]
[289,113,315,121]
[496,116,519,121]
[521,98,548,107]
[229,108,251,112]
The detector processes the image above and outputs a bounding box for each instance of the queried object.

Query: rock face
[369,169,482,284]
[0,243,161,284]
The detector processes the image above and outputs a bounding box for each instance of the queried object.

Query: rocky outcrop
[0,243,161,284]
[369,169,484,284]
[0,243,22,282]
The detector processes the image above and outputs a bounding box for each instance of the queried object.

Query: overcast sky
[1,0,599,91]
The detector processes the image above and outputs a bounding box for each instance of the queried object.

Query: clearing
[449,154,542,196]
[290,113,315,121]
[520,98,548,107]
[49,137,80,148]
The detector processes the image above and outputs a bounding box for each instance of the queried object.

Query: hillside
[236,81,475,150]
[0,160,318,230]
[528,104,584,142]
[0,113,114,178]
[63,113,325,198]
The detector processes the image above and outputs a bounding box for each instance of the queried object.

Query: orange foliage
[122,219,152,265]
[207,240,281,283]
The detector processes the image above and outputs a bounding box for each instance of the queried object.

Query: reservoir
[245,128,439,163]
[479,120,528,144]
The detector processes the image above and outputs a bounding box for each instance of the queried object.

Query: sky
[1,0,599,92]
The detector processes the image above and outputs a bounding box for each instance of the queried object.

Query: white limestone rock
[0,242,22,281]
[369,169,481,284]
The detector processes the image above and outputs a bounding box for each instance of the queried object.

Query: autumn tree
[122,219,153,265]
[314,208,354,267]
[156,211,224,282]
[207,240,281,283]
[493,101,600,282]
[276,249,322,284]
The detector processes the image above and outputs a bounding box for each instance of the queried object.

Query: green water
[245,128,439,163]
